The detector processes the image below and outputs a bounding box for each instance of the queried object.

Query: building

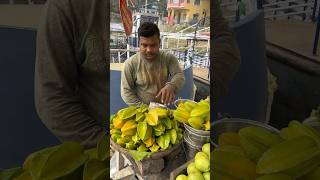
[167,0,210,25]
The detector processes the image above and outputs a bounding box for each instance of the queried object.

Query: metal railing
[110,47,210,79]
[220,0,320,55]
[220,0,319,21]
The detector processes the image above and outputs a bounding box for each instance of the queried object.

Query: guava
[203,172,210,180]
[176,174,188,180]
[187,162,201,174]
[188,172,204,180]
[195,152,210,172]
[202,143,210,157]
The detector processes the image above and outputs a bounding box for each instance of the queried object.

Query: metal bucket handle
[187,130,210,138]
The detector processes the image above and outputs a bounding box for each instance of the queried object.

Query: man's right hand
[155,84,175,105]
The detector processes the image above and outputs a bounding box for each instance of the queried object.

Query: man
[121,22,185,106]
[35,0,107,148]
[213,0,241,97]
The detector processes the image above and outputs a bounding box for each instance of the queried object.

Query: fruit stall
[109,97,211,180]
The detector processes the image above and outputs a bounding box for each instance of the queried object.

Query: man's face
[139,34,160,61]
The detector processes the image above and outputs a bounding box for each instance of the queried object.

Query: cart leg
[112,165,136,180]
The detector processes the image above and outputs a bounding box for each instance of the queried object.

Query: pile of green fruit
[0,135,108,180]
[213,120,320,180]
[110,105,184,158]
[173,97,210,131]
[176,143,210,180]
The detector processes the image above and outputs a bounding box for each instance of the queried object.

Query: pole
[256,0,263,9]
[145,0,147,13]
[193,17,206,65]
[162,37,165,49]
[127,38,130,60]
[236,0,240,22]
[312,0,318,22]
[206,39,210,54]
[312,5,320,55]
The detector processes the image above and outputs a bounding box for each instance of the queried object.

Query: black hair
[138,22,160,39]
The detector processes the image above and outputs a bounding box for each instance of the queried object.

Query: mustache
[145,52,157,56]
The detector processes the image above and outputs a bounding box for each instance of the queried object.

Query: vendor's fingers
[169,93,175,104]
[162,90,169,104]
[166,91,173,105]
[166,93,172,105]
[168,92,174,105]
[156,91,162,98]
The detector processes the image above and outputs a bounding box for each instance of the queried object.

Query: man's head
[138,22,160,61]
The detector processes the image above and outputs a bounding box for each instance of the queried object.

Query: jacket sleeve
[120,60,144,106]
[212,0,241,96]
[35,0,103,149]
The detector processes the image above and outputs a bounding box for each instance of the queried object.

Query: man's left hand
[156,85,175,105]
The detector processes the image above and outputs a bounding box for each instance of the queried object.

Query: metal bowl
[174,99,196,108]
[183,133,202,160]
[212,118,280,146]
[184,123,210,143]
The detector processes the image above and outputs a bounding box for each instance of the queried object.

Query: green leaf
[0,167,23,180]
[38,142,88,180]
[97,135,108,161]
[129,150,152,161]
[83,159,108,180]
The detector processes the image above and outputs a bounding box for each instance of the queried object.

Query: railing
[220,0,320,55]
[110,47,210,79]
[220,0,319,21]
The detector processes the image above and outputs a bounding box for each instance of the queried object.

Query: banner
[119,0,133,36]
